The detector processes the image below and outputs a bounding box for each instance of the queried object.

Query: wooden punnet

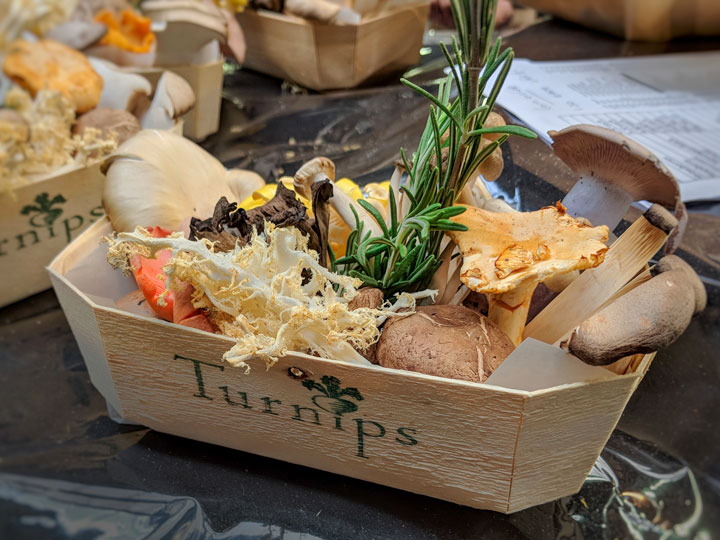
[0,127,183,309]
[237,4,429,91]
[48,218,653,513]
[128,60,224,140]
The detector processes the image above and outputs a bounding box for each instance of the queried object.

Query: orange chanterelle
[95,9,155,53]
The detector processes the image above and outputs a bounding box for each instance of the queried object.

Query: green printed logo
[0,192,104,257]
[177,354,419,459]
[21,192,66,227]
[302,376,363,416]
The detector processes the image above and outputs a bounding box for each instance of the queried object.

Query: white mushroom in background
[102,130,265,232]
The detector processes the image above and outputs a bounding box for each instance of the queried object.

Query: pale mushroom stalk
[486,280,537,345]
[140,71,195,130]
[551,124,686,252]
[293,157,382,238]
[448,203,609,346]
[88,58,153,115]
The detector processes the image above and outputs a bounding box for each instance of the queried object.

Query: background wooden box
[0,164,104,308]
[129,60,224,140]
[48,218,653,512]
[0,121,183,308]
[519,0,720,41]
[237,5,429,91]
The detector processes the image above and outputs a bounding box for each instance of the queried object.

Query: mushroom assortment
[0,38,194,192]
[100,127,705,384]
[95,0,704,386]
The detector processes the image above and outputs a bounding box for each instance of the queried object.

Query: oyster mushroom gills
[102,130,264,232]
[551,124,686,253]
[448,202,609,346]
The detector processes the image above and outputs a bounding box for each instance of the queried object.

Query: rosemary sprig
[335,0,537,297]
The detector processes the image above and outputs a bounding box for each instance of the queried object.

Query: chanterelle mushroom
[448,202,609,345]
[551,124,686,252]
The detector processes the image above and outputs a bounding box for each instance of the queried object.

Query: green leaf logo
[302,375,363,416]
[21,192,67,227]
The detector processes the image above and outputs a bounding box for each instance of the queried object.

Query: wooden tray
[237,5,429,91]
[0,123,182,308]
[520,0,720,41]
[0,163,104,308]
[48,218,654,512]
[128,60,224,140]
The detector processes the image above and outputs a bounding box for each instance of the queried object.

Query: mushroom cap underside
[449,203,609,294]
[550,124,680,209]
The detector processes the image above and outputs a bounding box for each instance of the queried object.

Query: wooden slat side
[354,4,428,85]
[315,23,357,89]
[0,163,104,307]
[507,373,642,512]
[237,11,321,88]
[48,268,122,413]
[95,308,525,511]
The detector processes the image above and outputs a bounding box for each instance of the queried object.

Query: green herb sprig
[333,0,536,297]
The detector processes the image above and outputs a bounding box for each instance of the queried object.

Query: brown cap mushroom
[448,202,609,346]
[652,254,707,314]
[551,124,686,253]
[376,305,515,383]
[293,157,382,237]
[73,107,141,145]
[567,254,705,366]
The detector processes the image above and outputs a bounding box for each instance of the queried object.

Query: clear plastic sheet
[1,20,719,539]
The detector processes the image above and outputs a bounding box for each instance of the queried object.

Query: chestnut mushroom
[568,254,706,366]
[376,305,514,383]
[73,107,141,145]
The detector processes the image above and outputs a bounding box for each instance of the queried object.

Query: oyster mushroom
[45,21,108,50]
[376,305,515,383]
[147,10,227,66]
[551,124,686,252]
[448,203,609,346]
[102,129,265,232]
[140,71,195,130]
[568,254,706,366]
[284,0,361,24]
[293,157,382,238]
[88,57,152,115]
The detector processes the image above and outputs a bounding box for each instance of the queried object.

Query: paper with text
[495,52,720,202]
